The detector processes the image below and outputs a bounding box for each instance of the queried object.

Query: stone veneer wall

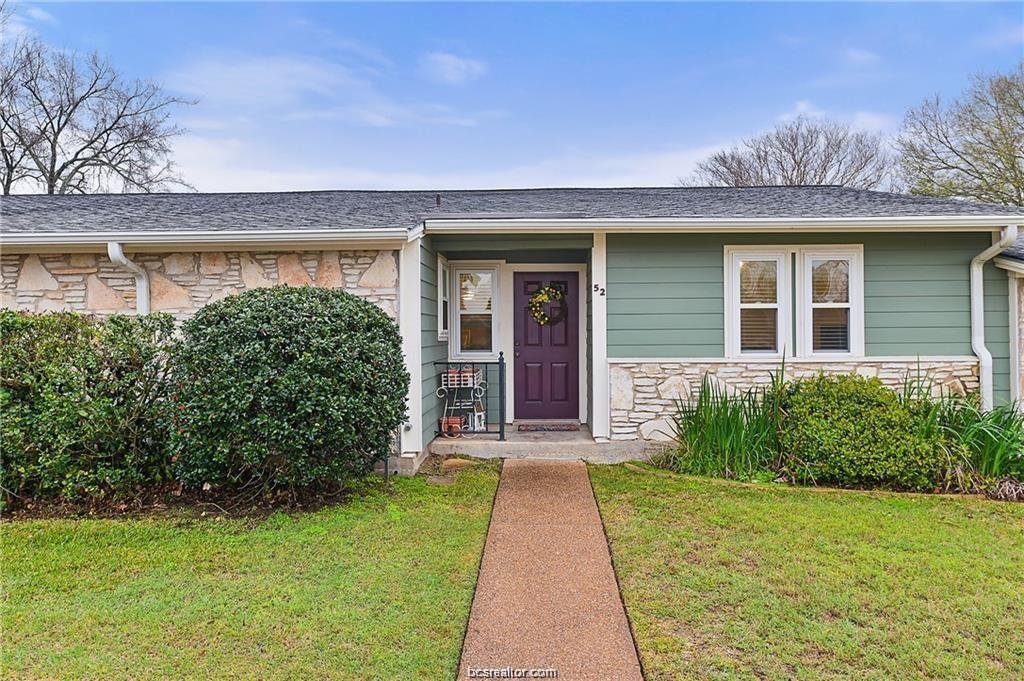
[0,250,399,319]
[609,359,981,441]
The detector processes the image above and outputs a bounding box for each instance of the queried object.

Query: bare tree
[898,62,1024,206]
[0,33,193,194]
[0,0,33,194]
[685,116,895,189]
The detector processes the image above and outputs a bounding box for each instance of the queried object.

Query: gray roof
[1,186,1020,234]
[1004,235,1024,262]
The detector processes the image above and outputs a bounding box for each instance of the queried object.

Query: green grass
[1,465,499,680]
[591,464,1024,680]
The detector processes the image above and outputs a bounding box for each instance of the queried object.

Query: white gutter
[0,228,409,247]
[1010,270,1021,406]
[4,217,1022,245]
[971,225,1018,410]
[406,223,425,241]
[995,256,1024,275]
[424,214,1024,234]
[107,242,151,314]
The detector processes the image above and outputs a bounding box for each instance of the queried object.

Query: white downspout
[106,242,150,314]
[971,224,1018,410]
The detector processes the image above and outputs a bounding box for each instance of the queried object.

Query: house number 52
[593,284,606,296]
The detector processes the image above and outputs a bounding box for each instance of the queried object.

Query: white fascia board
[995,257,1024,275]
[407,223,425,241]
[424,215,1024,234]
[0,228,409,248]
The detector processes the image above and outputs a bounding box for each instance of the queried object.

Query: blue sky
[8,2,1022,191]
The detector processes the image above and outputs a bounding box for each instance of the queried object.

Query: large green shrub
[0,310,175,502]
[170,286,409,494]
[778,374,950,491]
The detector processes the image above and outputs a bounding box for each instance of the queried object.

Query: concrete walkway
[459,460,643,680]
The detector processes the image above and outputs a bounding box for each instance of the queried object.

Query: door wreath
[528,285,567,326]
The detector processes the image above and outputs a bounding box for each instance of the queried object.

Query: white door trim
[501,263,589,424]
[591,232,609,441]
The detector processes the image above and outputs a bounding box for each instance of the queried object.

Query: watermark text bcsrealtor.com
[466,666,558,678]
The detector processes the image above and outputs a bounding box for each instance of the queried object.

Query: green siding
[432,234,594,254]
[606,232,1012,404]
[420,236,447,447]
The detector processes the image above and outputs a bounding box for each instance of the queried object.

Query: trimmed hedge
[778,374,950,491]
[169,286,409,494]
[0,311,176,502]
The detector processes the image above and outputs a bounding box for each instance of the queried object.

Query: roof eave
[0,228,410,252]
[423,215,1024,234]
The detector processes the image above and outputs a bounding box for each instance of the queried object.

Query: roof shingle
[1,186,1019,234]
[1003,234,1024,262]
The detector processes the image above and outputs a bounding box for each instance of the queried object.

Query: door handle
[515,351,521,358]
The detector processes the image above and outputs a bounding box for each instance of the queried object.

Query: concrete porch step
[427,436,654,463]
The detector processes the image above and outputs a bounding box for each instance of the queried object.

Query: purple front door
[513,272,579,420]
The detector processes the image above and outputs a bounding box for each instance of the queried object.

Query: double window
[725,246,863,359]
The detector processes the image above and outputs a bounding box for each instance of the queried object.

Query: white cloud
[167,55,363,110]
[166,53,485,128]
[841,47,881,66]
[289,19,393,71]
[22,6,55,23]
[849,110,898,134]
[779,100,896,133]
[779,100,827,120]
[1,4,49,42]
[284,101,485,128]
[171,134,723,192]
[419,52,488,85]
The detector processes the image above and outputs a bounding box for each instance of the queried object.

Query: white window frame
[796,246,865,358]
[451,265,500,360]
[724,247,792,359]
[436,254,450,341]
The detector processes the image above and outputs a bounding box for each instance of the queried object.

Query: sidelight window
[454,267,497,356]
[437,255,450,341]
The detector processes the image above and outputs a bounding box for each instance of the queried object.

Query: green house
[3,186,1022,473]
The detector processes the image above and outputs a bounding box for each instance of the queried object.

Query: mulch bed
[2,480,386,521]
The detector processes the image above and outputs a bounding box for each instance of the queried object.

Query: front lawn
[2,464,498,680]
[590,464,1024,680]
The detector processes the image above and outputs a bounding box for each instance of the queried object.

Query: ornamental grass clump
[169,286,409,497]
[660,372,783,481]
[662,366,1023,498]
[900,377,1024,489]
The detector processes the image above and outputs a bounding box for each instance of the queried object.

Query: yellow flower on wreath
[528,285,565,326]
